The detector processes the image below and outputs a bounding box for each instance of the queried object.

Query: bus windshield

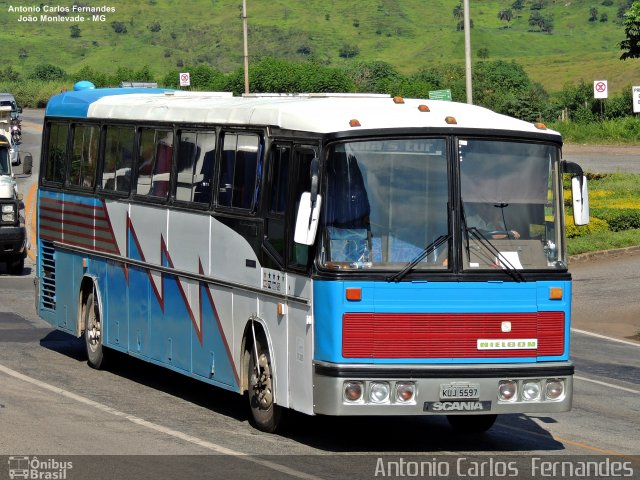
[321,138,449,270]
[459,139,564,271]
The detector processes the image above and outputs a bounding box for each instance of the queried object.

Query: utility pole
[463,0,473,104]
[242,0,250,94]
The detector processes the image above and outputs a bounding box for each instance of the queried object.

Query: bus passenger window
[102,126,135,193]
[176,131,216,204]
[135,128,173,199]
[44,123,68,184]
[217,133,261,210]
[70,124,99,189]
[264,144,291,265]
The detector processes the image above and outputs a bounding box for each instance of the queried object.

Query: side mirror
[571,176,589,226]
[294,192,322,246]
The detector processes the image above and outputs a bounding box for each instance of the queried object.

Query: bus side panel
[52,248,80,334]
[105,258,128,350]
[285,274,314,415]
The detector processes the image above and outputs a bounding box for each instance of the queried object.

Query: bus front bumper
[312,361,573,416]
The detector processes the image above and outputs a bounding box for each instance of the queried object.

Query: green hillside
[1,0,639,94]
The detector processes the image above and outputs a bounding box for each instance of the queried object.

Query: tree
[620,1,640,59]
[28,63,67,81]
[589,7,599,22]
[70,24,81,38]
[111,21,127,34]
[478,47,490,58]
[453,3,464,21]
[498,9,513,27]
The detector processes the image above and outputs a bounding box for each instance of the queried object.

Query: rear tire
[84,292,106,369]
[447,414,497,433]
[248,337,282,432]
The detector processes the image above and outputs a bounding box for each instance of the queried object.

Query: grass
[568,229,640,256]
[1,0,639,95]
[550,118,640,144]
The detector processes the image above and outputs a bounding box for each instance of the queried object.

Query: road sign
[593,80,608,99]
[179,72,191,87]
[633,86,640,114]
[428,89,452,101]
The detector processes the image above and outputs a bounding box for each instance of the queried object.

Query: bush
[591,209,640,231]
[28,64,68,82]
[565,215,609,238]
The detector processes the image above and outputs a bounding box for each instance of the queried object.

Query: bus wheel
[447,414,497,433]
[248,338,281,432]
[84,292,106,369]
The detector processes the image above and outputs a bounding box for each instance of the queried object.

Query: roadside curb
[569,245,640,263]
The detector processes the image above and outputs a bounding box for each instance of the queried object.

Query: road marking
[574,375,640,395]
[572,328,640,347]
[25,183,37,261]
[0,363,323,480]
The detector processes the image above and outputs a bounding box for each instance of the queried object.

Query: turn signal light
[346,288,362,301]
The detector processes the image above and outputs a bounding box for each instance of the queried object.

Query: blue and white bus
[35,83,589,432]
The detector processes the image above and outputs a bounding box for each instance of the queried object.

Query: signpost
[593,80,608,99]
[633,86,640,114]
[429,89,453,101]
[179,72,191,87]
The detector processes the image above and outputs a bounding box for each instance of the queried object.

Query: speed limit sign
[179,72,191,87]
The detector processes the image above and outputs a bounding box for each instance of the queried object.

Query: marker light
[349,119,361,127]
[344,381,364,402]
[445,116,457,124]
[393,96,405,104]
[370,382,390,403]
[345,288,362,301]
[534,122,547,130]
[417,104,430,112]
[549,287,563,300]
[498,380,517,401]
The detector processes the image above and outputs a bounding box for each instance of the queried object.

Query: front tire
[447,414,497,433]
[84,292,106,369]
[248,338,282,432]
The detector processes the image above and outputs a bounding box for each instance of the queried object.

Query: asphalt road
[0,109,638,480]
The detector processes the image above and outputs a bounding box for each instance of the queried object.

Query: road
[0,110,638,479]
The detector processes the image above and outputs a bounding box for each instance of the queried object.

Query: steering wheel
[486,230,513,239]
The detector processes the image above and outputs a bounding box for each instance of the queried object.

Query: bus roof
[45,88,560,138]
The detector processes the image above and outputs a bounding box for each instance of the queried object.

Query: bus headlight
[369,382,390,403]
[522,381,542,401]
[545,379,565,400]
[498,380,517,401]
[343,381,364,403]
[395,382,416,403]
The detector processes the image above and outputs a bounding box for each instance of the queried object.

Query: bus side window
[135,128,173,199]
[288,148,314,269]
[264,143,291,267]
[176,131,216,205]
[44,123,69,184]
[102,125,135,194]
[217,132,261,211]
[70,124,99,189]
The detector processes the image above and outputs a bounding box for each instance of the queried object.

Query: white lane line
[0,363,323,480]
[571,328,640,347]
[574,375,640,395]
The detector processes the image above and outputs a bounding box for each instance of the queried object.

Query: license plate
[439,383,480,400]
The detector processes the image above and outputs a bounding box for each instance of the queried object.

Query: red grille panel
[342,312,565,358]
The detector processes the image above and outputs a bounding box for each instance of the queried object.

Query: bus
[35,82,589,433]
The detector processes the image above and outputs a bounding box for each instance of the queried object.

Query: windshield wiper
[466,227,524,282]
[387,234,450,283]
